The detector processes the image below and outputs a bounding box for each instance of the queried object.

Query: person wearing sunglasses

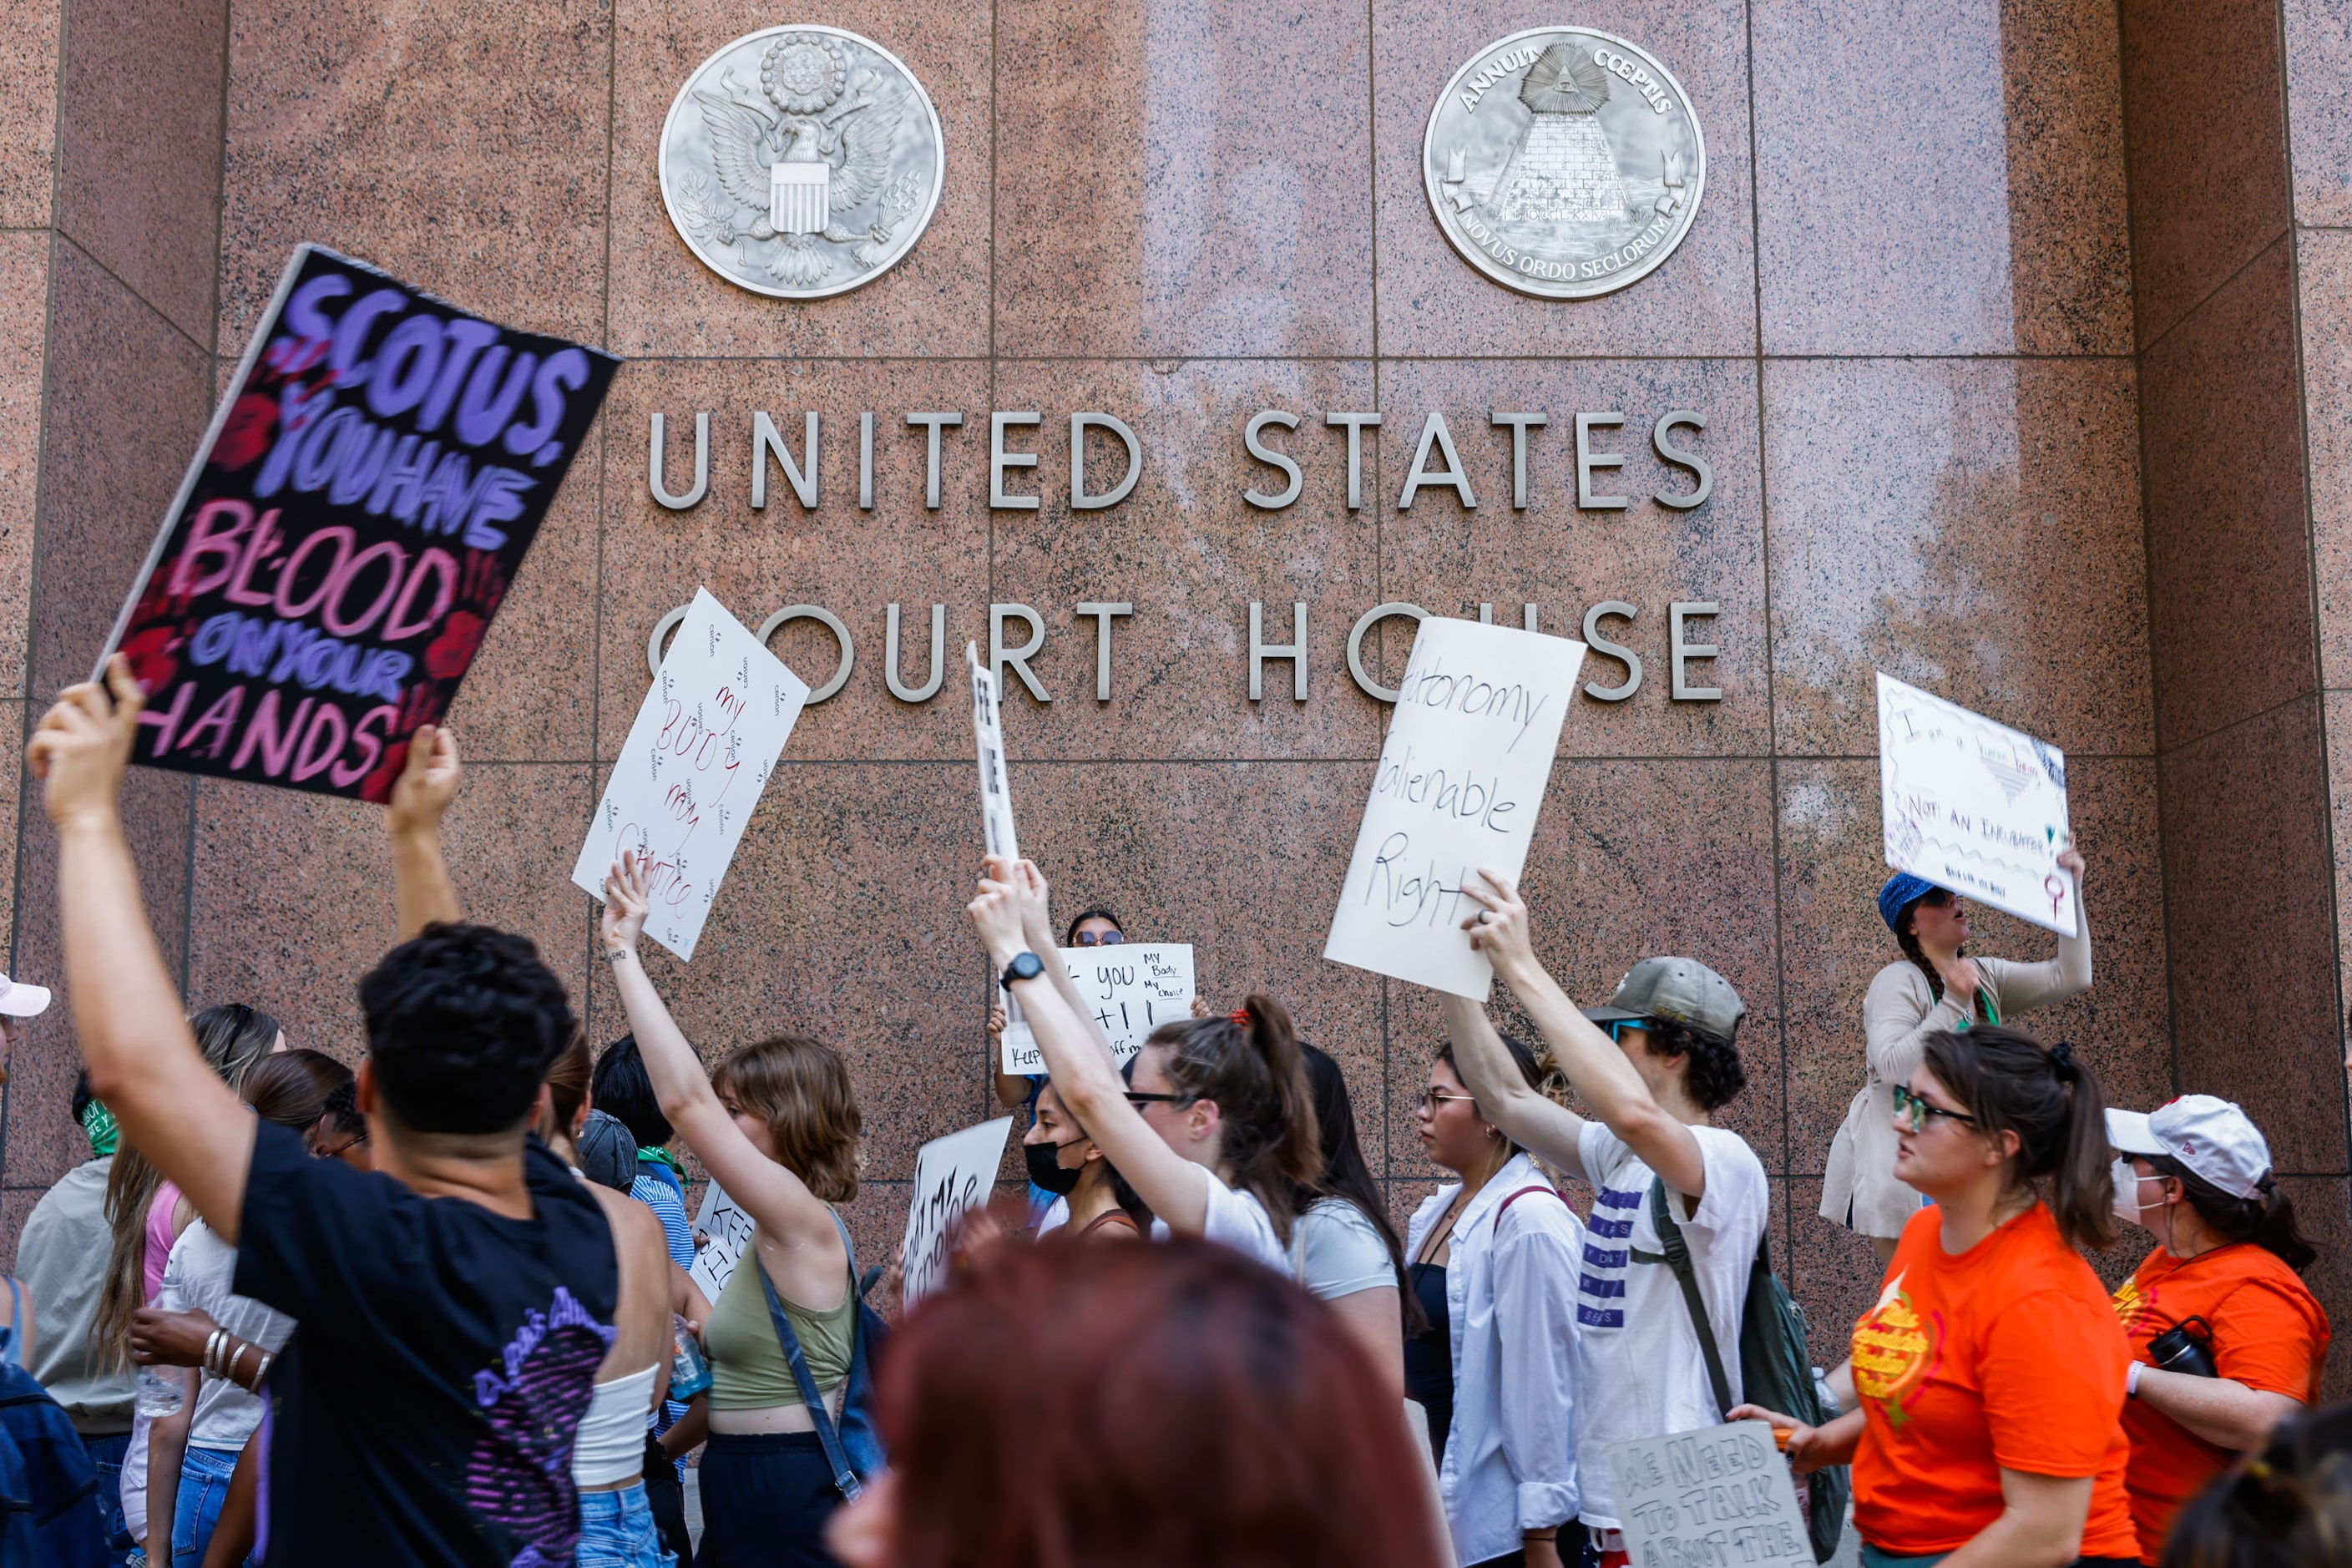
[1442,873,1767,1568]
[1734,1026,2137,1568]
[1403,1033,1583,1568]
[967,856,1315,1276]
[1823,847,2094,1269]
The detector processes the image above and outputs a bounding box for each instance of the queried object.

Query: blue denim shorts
[577,1481,675,1568]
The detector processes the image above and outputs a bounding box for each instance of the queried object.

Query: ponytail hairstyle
[1142,994,1321,1243]
[2160,1401,2352,1568]
[1920,1025,2116,1251]
[1298,1044,1421,1333]
[2148,1155,2318,1273]
[97,1002,284,1366]
[242,1048,351,1135]
[539,1026,593,1164]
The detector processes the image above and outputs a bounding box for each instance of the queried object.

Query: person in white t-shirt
[965,855,1318,1277]
[1446,870,1770,1568]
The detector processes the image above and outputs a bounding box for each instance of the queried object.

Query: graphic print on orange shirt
[2111,1275,2158,1338]
[1853,1271,1940,1427]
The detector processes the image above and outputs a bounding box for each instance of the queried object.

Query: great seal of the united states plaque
[1423,28,1703,300]
[659,26,945,300]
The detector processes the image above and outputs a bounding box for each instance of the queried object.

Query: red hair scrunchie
[1229,1007,1251,1029]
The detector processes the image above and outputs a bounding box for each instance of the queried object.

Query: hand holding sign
[1605,1421,1811,1565]
[572,589,810,960]
[1877,673,2076,936]
[1325,618,1586,999]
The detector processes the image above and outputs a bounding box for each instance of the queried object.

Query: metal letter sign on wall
[1424,28,1704,299]
[660,26,946,300]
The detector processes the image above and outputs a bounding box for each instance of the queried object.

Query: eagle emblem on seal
[660,27,944,299]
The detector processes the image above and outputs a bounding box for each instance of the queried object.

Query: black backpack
[1638,1179,1847,1563]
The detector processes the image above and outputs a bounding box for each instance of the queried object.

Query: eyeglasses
[1892,1084,1978,1135]
[1914,889,1959,911]
[311,1130,369,1160]
[1416,1090,1478,1114]
[1124,1090,1189,1107]
[1074,930,1125,947]
[1604,1018,1652,1042]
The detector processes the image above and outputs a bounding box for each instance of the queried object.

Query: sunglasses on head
[1892,1083,1978,1135]
[1074,930,1125,947]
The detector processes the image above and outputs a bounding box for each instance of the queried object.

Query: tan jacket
[1818,900,2092,1238]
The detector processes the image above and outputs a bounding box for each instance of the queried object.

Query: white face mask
[2111,1158,2147,1229]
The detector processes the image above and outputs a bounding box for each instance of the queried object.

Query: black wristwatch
[999,951,1045,989]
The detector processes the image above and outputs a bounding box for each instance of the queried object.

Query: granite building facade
[2,0,2349,1373]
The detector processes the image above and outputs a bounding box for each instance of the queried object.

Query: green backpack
[1638,1179,1848,1564]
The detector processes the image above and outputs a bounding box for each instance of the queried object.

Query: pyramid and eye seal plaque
[1424,28,1704,301]
[659,25,946,301]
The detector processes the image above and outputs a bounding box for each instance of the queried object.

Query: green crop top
[703,1244,857,1411]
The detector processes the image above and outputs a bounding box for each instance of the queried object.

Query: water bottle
[670,1314,712,1399]
[134,1365,183,1418]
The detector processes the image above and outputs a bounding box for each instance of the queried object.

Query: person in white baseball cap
[0,970,53,1065]
[2107,1094,2331,1562]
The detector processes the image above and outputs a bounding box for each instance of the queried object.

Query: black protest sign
[100,245,617,802]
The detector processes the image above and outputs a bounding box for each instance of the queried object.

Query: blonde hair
[711,1034,862,1203]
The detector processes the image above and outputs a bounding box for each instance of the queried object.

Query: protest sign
[968,641,1019,862]
[99,245,617,802]
[690,1181,757,1303]
[999,943,1194,1075]
[1878,672,2076,937]
[1324,617,1586,999]
[572,588,810,961]
[902,1117,1014,1308]
[1606,1420,1811,1566]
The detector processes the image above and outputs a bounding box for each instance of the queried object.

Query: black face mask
[1024,1136,1087,1196]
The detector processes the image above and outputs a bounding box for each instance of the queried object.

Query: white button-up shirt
[1406,1152,1585,1565]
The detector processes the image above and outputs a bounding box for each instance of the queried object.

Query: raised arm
[1008,861,1116,1058]
[1461,870,1708,1199]
[1985,846,2092,1014]
[1440,994,1590,1181]
[600,852,840,1270]
[387,724,462,940]
[968,857,1211,1235]
[31,660,253,1239]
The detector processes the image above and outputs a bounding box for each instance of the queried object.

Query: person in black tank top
[1404,1257,1454,1461]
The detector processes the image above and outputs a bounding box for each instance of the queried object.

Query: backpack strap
[753,1219,865,1502]
[0,1277,18,1368]
[1490,1185,1564,1234]
[1629,1177,1734,1422]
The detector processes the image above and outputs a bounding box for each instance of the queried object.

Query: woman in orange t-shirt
[1735,1025,2137,1566]
[2105,1094,2329,1563]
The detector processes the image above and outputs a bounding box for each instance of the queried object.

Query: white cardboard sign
[572,588,810,960]
[901,1116,1014,1308]
[1877,672,2076,937]
[968,641,1019,862]
[999,944,1195,1075]
[1605,1420,1811,1565]
[1323,617,1586,999]
[690,1180,757,1303]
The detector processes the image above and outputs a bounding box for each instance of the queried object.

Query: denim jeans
[579,1482,676,1568]
[80,1430,139,1567]
[170,1444,240,1568]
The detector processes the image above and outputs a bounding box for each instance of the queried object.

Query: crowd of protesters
[1,657,2348,1568]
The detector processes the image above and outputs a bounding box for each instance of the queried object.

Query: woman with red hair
[827,1237,1446,1568]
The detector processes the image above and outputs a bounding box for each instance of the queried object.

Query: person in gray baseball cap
[1440,869,1770,1557]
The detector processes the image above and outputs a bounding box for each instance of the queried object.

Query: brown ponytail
[2149,1156,2319,1272]
[1145,994,1322,1243]
[1920,1026,2117,1251]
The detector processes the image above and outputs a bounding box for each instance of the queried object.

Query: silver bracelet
[251,1350,274,1386]
[201,1328,225,1378]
